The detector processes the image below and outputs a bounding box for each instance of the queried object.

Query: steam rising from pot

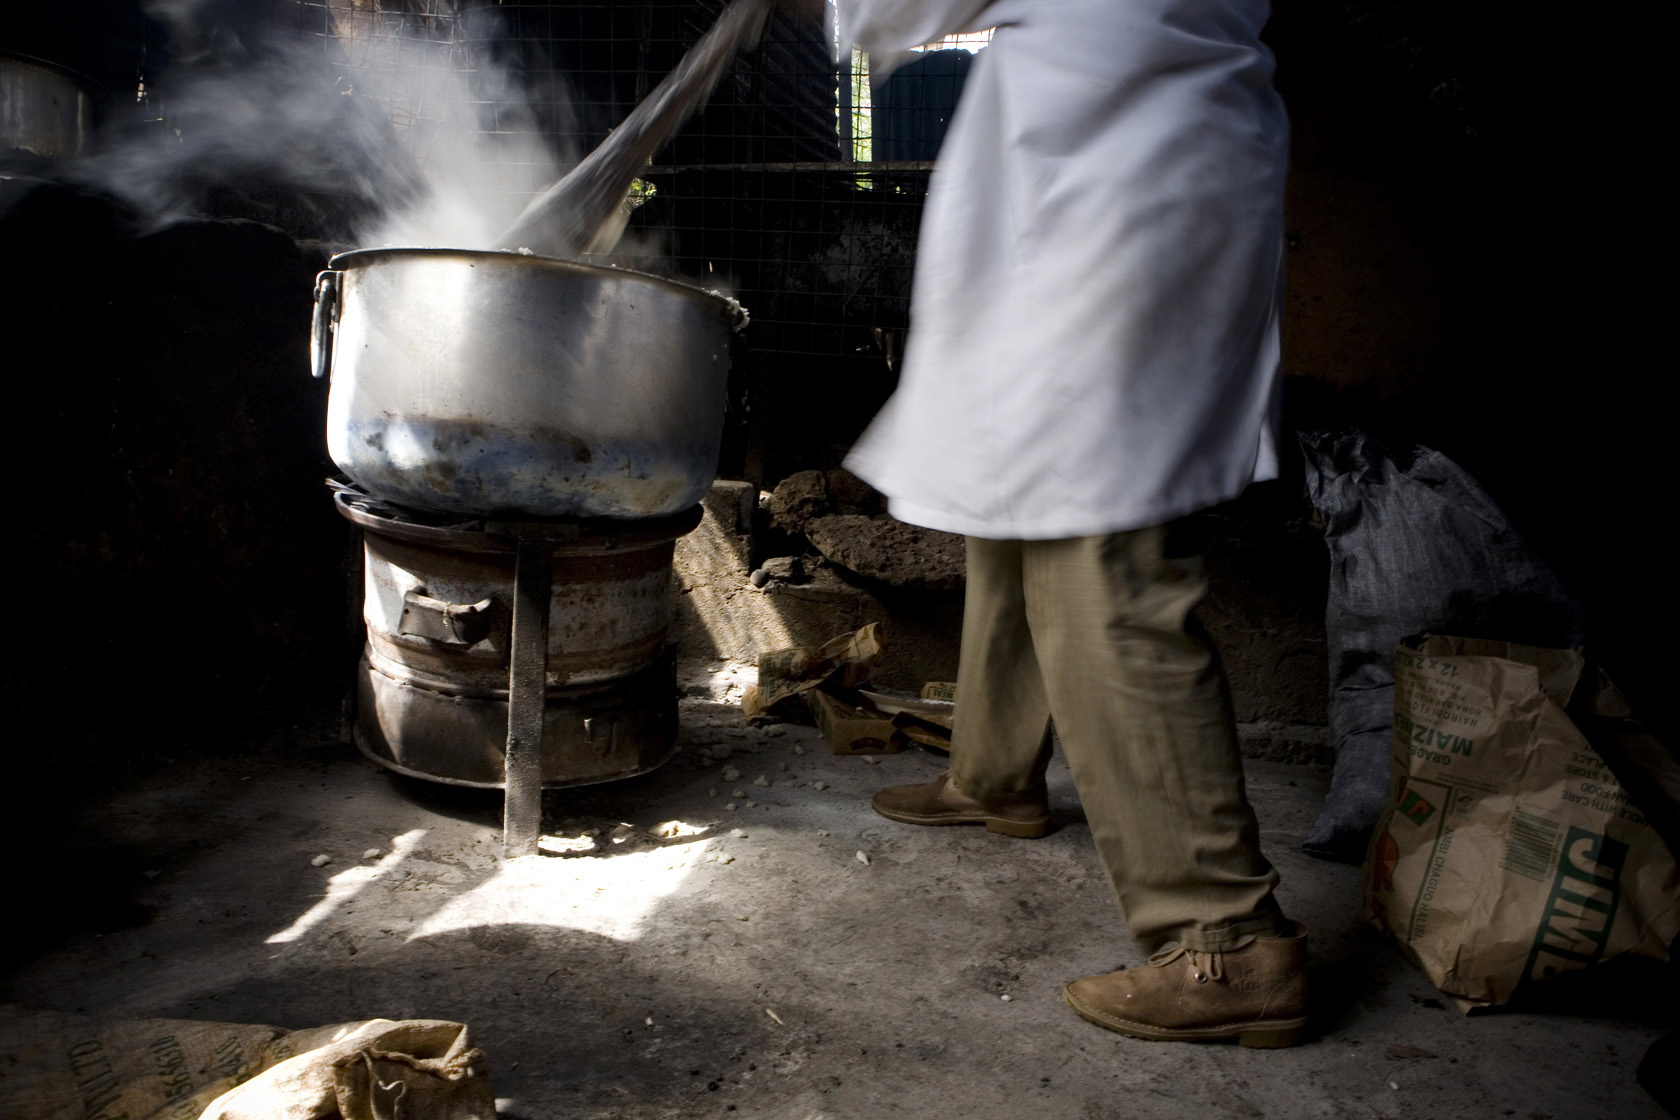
[49,0,777,262]
[65,0,567,249]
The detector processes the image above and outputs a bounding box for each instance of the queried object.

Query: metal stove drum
[333,484,701,854]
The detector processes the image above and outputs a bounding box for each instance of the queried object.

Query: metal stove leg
[504,538,554,858]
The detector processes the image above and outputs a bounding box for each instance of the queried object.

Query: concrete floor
[7,663,1673,1120]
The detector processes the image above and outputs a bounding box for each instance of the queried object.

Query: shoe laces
[1149,944,1224,984]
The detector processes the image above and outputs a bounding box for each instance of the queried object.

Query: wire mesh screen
[442,1,942,373]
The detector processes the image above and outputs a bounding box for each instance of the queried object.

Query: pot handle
[310,270,342,380]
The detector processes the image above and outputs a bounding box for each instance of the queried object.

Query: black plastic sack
[1300,430,1589,861]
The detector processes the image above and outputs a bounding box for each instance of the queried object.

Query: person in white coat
[831,0,1309,1046]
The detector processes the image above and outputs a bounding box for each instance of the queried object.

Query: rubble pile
[755,468,964,593]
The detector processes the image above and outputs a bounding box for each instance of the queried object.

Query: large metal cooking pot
[1,52,98,158]
[313,247,746,520]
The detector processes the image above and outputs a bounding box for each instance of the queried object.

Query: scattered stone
[724,803,737,811]
[1000,994,1012,1002]
[732,788,746,798]
[790,742,803,754]
[744,800,756,808]
[863,756,880,765]
[811,781,827,791]
[760,555,804,583]
[311,854,332,867]
[709,788,719,797]
[749,569,770,588]
[723,767,742,781]
[718,854,735,865]
[855,850,871,866]
[753,775,770,787]
[817,829,830,837]
[362,848,381,859]
[730,829,748,839]
[778,762,789,770]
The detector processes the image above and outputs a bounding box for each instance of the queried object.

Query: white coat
[837,0,1289,539]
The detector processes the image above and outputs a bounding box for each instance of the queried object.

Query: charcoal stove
[332,483,701,855]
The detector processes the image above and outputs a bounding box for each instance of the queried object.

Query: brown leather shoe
[1063,923,1309,1048]
[870,770,1050,838]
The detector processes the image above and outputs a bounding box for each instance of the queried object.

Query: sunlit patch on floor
[537,819,713,857]
[410,827,716,942]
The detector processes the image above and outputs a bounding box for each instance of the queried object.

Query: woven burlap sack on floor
[0,1004,284,1120]
[0,1007,495,1120]
[198,1018,496,1120]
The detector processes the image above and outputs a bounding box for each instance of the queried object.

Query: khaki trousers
[950,527,1284,953]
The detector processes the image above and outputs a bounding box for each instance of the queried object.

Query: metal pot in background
[0,52,98,158]
[313,247,747,521]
